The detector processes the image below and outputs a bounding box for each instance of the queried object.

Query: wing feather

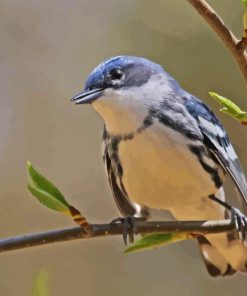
[102,127,148,217]
[185,95,247,207]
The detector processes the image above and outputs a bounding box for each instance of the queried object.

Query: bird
[72,55,247,277]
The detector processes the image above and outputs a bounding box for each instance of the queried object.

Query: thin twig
[0,219,235,253]
[187,0,247,84]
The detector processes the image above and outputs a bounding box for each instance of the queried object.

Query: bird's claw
[111,216,145,245]
[230,207,247,243]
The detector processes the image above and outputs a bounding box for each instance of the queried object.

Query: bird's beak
[71,88,104,104]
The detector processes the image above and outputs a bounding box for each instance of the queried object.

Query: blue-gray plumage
[72,56,247,277]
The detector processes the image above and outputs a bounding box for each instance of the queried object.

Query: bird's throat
[93,94,149,135]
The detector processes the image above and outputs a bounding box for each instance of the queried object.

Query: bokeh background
[0,0,247,295]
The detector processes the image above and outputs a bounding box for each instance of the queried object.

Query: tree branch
[0,219,235,253]
[187,0,247,84]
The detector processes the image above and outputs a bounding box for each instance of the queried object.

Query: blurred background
[0,0,246,295]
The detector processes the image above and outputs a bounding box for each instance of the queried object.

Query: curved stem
[187,0,247,84]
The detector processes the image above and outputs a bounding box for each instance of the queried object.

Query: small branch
[187,0,247,84]
[0,219,235,253]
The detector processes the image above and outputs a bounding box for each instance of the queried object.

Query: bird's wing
[102,127,148,217]
[185,95,247,207]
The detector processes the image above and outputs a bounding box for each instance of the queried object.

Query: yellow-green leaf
[27,161,90,229]
[27,161,70,211]
[209,92,247,123]
[241,0,247,8]
[32,269,50,296]
[243,6,247,37]
[124,233,189,254]
[28,184,69,212]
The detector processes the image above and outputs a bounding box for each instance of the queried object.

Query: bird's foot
[208,194,247,243]
[230,207,247,243]
[111,216,146,245]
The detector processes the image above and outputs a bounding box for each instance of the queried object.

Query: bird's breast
[117,122,221,211]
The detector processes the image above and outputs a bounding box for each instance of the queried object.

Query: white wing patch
[198,116,237,161]
[197,116,247,205]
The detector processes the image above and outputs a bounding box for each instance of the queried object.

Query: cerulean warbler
[72,56,247,277]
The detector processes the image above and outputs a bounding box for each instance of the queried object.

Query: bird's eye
[108,68,124,82]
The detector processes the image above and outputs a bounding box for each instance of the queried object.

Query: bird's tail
[172,188,247,276]
[202,188,247,277]
[203,228,247,276]
[197,236,236,277]
[197,201,247,277]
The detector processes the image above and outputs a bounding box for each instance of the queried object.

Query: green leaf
[26,162,91,229]
[209,92,247,123]
[27,161,70,212]
[124,233,189,254]
[32,269,50,296]
[28,184,69,212]
[241,0,247,8]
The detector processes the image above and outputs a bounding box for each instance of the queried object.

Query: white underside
[118,120,224,220]
[117,122,247,271]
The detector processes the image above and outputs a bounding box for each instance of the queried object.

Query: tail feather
[206,231,247,274]
[205,203,247,274]
[172,188,247,276]
[197,236,237,277]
